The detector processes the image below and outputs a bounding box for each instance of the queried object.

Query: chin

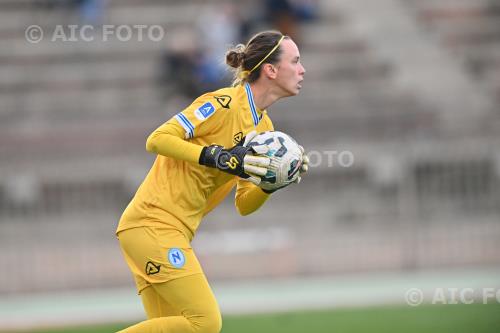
[279,84,300,97]
[285,86,300,96]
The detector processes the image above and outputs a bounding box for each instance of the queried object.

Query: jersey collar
[244,83,262,126]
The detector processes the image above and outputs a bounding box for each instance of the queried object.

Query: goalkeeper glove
[199,133,270,185]
[259,145,310,194]
[295,145,310,183]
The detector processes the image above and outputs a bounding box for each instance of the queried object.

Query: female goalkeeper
[117,30,308,333]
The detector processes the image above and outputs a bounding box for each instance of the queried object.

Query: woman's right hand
[198,134,270,185]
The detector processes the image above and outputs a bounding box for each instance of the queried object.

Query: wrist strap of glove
[199,145,223,167]
[199,145,251,176]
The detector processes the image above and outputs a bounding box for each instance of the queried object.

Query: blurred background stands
[0,0,499,297]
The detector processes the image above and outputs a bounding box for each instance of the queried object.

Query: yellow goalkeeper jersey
[117,83,274,240]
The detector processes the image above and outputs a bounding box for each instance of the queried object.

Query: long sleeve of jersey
[146,119,269,216]
[235,179,270,216]
[145,119,203,164]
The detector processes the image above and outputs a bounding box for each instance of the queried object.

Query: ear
[262,63,278,79]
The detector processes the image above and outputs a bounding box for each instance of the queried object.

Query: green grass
[18,303,500,333]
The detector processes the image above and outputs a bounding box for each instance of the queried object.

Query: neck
[248,81,282,110]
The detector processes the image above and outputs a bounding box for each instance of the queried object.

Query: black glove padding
[198,145,270,185]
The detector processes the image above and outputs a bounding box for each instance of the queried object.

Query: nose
[299,62,306,76]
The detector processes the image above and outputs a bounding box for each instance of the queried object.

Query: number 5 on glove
[198,137,270,185]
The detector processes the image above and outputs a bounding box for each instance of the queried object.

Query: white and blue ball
[247,131,303,189]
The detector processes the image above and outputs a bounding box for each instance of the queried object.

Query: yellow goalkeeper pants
[117,227,222,333]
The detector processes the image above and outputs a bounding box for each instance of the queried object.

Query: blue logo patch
[168,248,186,268]
[194,102,216,120]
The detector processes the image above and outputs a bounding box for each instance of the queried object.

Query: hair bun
[225,44,246,68]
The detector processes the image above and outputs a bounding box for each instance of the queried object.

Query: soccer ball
[247,131,303,190]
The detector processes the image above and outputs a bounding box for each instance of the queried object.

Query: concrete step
[0,58,158,87]
[426,15,500,36]
[0,84,161,120]
[300,25,368,51]
[403,0,492,12]
[442,23,500,48]
[0,2,207,30]
[271,94,427,120]
[0,31,167,58]
[301,47,372,69]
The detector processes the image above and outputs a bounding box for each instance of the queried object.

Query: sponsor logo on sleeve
[194,102,216,121]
